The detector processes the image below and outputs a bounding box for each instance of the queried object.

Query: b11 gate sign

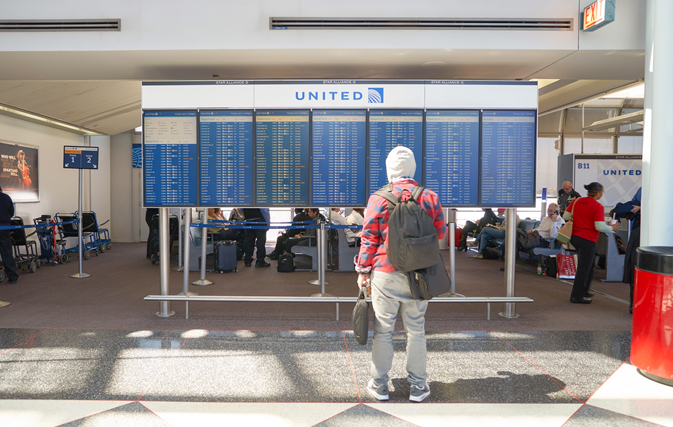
[64,146,99,170]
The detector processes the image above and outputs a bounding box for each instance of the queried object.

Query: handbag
[557,254,577,279]
[556,203,575,244]
[352,287,369,345]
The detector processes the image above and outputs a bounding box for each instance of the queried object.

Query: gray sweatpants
[370,270,428,387]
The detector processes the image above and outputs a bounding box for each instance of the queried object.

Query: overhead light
[0,103,104,136]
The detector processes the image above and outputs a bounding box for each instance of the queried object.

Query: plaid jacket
[356,179,446,274]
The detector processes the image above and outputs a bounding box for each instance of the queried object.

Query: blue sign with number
[64,146,99,170]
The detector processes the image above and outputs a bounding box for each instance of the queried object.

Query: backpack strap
[410,185,425,202]
[374,183,397,214]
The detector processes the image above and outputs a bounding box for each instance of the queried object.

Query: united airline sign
[582,0,615,32]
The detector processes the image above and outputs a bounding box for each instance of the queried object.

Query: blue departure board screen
[480,110,536,207]
[368,110,424,192]
[425,110,480,207]
[143,111,197,207]
[199,110,253,206]
[312,110,367,206]
[255,110,310,206]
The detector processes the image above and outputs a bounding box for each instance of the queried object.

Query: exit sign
[582,0,615,32]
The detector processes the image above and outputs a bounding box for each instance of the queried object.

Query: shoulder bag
[556,202,575,244]
[352,287,369,345]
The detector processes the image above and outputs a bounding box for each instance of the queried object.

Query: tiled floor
[0,329,671,426]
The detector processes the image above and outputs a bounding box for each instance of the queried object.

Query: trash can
[631,246,673,386]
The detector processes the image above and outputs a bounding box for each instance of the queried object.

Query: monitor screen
[480,110,536,207]
[254,110,310,206]
[368,110,424,192]
[311,110,367,206]
[425,110,480,207]
[199,110,253,206]
[143,110,197,207]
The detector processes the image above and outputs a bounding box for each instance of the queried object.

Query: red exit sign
[582,0,615,32]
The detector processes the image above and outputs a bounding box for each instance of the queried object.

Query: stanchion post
[179,208,198,297]
[499,208,519,319]
[311,220,333,297]
[174,208,184,271]
[193,208,213,286]
[156,208,174,317]
[71,168,90,279]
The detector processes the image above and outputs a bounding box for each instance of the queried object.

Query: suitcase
[214,241,238,273]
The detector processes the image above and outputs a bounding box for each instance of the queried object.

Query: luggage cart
[54,212,97,260]
[10,217,39,273]
[33,215,67,265]
[79,211,111,253]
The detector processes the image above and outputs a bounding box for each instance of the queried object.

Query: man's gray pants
[370,270,428,387]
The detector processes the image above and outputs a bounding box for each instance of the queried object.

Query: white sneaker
[409,383,430,402]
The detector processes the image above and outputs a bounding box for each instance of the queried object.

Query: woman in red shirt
[563,182,619,304]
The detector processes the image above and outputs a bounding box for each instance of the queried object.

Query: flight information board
[425,110,480,206]
[480,110,536,207]
[312,110,367,206]
[143,111,197,207]
[199,110,253,206]
[255,110,310,206]
[368,110,424,192]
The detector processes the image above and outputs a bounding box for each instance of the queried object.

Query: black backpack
[374,183,439,273]
[277,253,296,272]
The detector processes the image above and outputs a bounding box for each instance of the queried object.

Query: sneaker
[367,379,389,401]
[244,262,252,267]
[255,261,271,268]
[409,383,430,402]
[466,241,477,247]
[473,253,483,259]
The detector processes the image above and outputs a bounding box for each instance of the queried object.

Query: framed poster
[0,141,39,202]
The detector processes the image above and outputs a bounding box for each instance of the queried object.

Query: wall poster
[0,140,39,202]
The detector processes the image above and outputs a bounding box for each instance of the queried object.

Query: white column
[643,0,673,246]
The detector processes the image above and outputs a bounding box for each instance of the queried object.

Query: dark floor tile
[57,402,170,427]
[564,404,663,427]
[494,331,631,401]
[0,329,186,400]
[347,331,571,404]
[315,403,417,427]
[140,331,358,402]
[0,328,45,354]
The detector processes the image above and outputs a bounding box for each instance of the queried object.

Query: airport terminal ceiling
[0,0,647,136]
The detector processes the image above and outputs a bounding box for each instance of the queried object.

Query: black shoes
[255,262,271,268]
[268,252,279,260]
[584,292,595,298]
[8,279,17,284]
[244,262,252,267]
[570,296,592,304]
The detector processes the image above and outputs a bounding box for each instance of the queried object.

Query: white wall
[110,131,135,242]
[0,114,111,235]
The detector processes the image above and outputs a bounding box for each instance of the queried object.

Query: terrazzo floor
[0,328,671,426]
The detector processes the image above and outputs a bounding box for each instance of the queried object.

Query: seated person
[345,208,365,246]
[286,208,325,253]
[327,208,348,226]
[207,208,240,241]
[529,203,565,247]
[458,208,497,251]
[471,213,520,259]
[268,208,308,260]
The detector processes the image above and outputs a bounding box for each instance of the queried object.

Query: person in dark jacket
[457,208,497,251]
[0,188,19,283]
[268,208,308,260]
[242,208,270,268]
[558,181,581,215]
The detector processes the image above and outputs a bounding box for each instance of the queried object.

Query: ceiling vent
[270,18,573,31]
[0,19,121,32]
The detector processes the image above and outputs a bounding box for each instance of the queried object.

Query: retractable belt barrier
[0,220,79,230]
[153,218,532,321]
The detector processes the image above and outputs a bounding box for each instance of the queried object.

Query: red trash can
[631,246,673,386]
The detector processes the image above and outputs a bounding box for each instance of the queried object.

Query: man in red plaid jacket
[356,146,446,403]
